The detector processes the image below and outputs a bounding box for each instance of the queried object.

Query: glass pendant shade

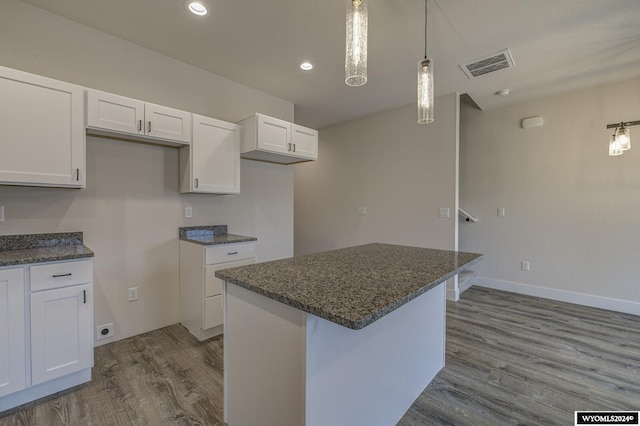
[609,134,623,156]
[345,0,367,86]
[616,126,631,150]
[417,58,434,124]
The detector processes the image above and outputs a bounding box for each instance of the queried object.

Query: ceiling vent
[460,49,515,79]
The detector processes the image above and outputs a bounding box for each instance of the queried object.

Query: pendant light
[345,0,368,86]
[417,0,434,124]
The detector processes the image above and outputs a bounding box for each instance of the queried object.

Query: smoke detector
[460,49,515,79]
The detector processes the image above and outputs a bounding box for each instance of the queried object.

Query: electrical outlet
[521,260,530,271]
[128,287,138,302]
[497,208,506,217]
[356,206,367,216]
[439,208,450,218]
[96,323,114,341]
[185,206,193,219]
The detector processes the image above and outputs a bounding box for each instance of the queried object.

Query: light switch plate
[497,207,506,217]
[185,206,193,219]
[439,208,450,218]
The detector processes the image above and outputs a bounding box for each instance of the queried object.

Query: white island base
[223,282,446,426]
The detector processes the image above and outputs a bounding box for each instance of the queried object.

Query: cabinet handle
[138,120,142,131]
[195,178,199,188]
[147,121,151,133]
[293,144,296,152]
[83,289,86,304]
[227,252,238,255]
[76,168,80,181]
[288,143,292,152]
[52,273,72,278]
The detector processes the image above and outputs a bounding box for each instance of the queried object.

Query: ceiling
[21,0,640,129]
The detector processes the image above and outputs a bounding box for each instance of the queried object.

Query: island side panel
[224,282,306,426]
[305,282,446,426]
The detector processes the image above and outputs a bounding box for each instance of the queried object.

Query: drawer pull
[52,273,72,278]
[227,252,239,255]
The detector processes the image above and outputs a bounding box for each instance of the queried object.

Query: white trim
[474,277,640,316]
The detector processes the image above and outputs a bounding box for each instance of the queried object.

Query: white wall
[294,93,459,257]
[459,76,640,314]
[0,0,295,344]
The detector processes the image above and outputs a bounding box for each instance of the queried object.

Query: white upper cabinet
[180,115,240,194]
[86,89,191,146]
[0,66,85,188]
[238,113,318,164]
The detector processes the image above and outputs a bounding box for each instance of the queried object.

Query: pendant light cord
[424,0,428,59]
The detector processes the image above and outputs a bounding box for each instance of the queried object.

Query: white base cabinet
[179,241,255,341]
[179,115,241,194]
[0,269,26,398]
[0,66,85,188]
[0,259,93,412]
[238,113,318,164]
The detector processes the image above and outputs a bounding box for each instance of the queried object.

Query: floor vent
[460,48,515,79]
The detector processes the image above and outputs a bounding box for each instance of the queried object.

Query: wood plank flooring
[1,286,639,425]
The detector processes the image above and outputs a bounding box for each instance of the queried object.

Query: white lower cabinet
[0,259,94,412]
[180,241,256,341]
[0,268,26,398]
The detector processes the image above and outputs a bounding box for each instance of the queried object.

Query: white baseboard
[474,277,640,316]
[446,286,459,302]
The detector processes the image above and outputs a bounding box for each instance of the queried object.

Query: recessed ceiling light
[186,1,208,16]
[299,62,314,71]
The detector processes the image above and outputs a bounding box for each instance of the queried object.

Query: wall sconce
[607,120,640,156]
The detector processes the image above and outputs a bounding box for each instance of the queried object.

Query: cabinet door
[0,268,26,398]
[30,284,92,385]
[203,257,255,330]
[0,66,85,188]
[145,103,191,144]
[86,89,144,136]
[291,124,318,160]
[191,115,240,194]
[256,114,290,155]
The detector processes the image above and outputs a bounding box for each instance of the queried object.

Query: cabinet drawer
[205,242,256,265]
[30,260,93,292]
[204,294,223,330]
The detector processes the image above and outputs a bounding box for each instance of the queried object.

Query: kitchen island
[216,243,482,426]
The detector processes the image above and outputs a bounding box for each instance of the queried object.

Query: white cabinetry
[86,89,191,146]
[179,115,240,194]
[0,66,85,188]
[0,259,93,412]
[29,261,93,385]
[0,268,26,398]
[238,113,318,164]
[179,241,256,341]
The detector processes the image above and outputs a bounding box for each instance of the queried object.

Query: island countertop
[216,243,483,330]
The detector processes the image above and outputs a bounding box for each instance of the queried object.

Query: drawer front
[205,257,256,298]
[30,260,93,292]
[204,294,223,330]
[205,242,256,265]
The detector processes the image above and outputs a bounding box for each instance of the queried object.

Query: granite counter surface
[179,225,257,246]
[0,232,94,267]
[216,243,483,330]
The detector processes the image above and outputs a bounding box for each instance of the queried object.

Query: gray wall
[459,76,640,314]
[294,93,459,257]
[0,0,295,344]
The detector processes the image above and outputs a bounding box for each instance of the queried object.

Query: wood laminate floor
[1,286,639,425]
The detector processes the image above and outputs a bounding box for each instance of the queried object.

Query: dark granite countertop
[216,243,483,330]
[0,232,94,267]
[179,225,256,246]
